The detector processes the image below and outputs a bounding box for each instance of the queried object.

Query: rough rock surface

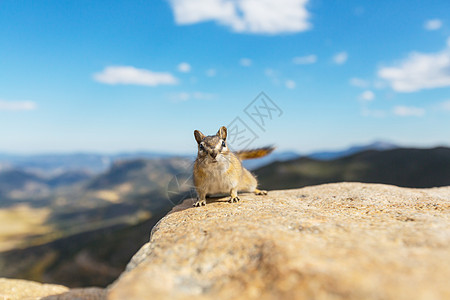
[0,278,106,299]
[44,287,106,299]
[109,182,450,300]
[0,278,68,299]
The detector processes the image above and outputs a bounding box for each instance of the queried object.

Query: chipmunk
[193,126,274,207]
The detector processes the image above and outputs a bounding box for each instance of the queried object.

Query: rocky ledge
[109,182,450,300]
[1,182,449,299]
[0,278,105,300]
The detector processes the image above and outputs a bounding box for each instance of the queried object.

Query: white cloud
[373,80,387,89]
[264,68,281,85]
[192,92,215,100]
[359,90,375,102]
[206,68,217,77]
[169,92,216,102]
[424,19,442,31]
[350,77,370,88]
[178,62,191,73]
[378,39,450,92]
[439,100,450,111]
[0,100,37,111]
[350,78,387,89]
[285,80,296,89]
[168,0,311,34]
[93,66,178,86]
[333,52,348,65]
[240,58,252,67]
[170,92,190,102]
[264,68,276,77]
[393,106,425,117]
[361,107,386,118]
[293,54,317,64]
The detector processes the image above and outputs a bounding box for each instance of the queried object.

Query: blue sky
[1,0,450,154]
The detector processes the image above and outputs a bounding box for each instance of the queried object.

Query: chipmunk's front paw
[194,199,206,207]
[228,196,240,203]
[255,189,268,195]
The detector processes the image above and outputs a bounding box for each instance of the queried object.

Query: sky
[1,0,450,155]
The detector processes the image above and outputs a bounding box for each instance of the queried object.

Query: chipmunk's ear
[217,126,227,140]
[194,130,205,144]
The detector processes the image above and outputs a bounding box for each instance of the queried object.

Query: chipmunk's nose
[210,151,218,159]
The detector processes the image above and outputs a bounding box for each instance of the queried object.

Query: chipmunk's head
[194,126,229,163]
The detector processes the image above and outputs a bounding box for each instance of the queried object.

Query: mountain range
[0,157,192,287]
[306,141,398,160]
[0,151,189,175]
[1,142,449,288]
[0,140,398,174]
[254,147,450,190]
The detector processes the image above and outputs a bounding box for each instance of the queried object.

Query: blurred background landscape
[1,0,449,288]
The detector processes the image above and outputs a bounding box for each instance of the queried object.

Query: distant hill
[0,169,44,193]
[0,152,190,174]
[47,170,93,187]
[0,169,52,201]
[0,157,193,287]
[0,169,92,204]
[0,141,397,175]
[0,210,168,287]
[2,146,449,288]
[254,147,450,190]
[243,141,397,170]
[242,151,300,170]
[41,157,193,231]
[307,141,397,160]
[0,153,111,174]
[87,158,192,192]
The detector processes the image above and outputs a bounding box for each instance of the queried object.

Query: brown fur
[193,126,271,207]
[235,147,275,160]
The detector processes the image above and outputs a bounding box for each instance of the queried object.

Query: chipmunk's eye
[222,141,226,147]
[199,144,204,150]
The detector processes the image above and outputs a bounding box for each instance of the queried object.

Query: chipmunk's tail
[235,146,275,160]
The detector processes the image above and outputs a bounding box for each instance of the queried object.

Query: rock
[108,182,450,300]
[0,278,68,299]
[0,278,106,300]
[44,287,106,299]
